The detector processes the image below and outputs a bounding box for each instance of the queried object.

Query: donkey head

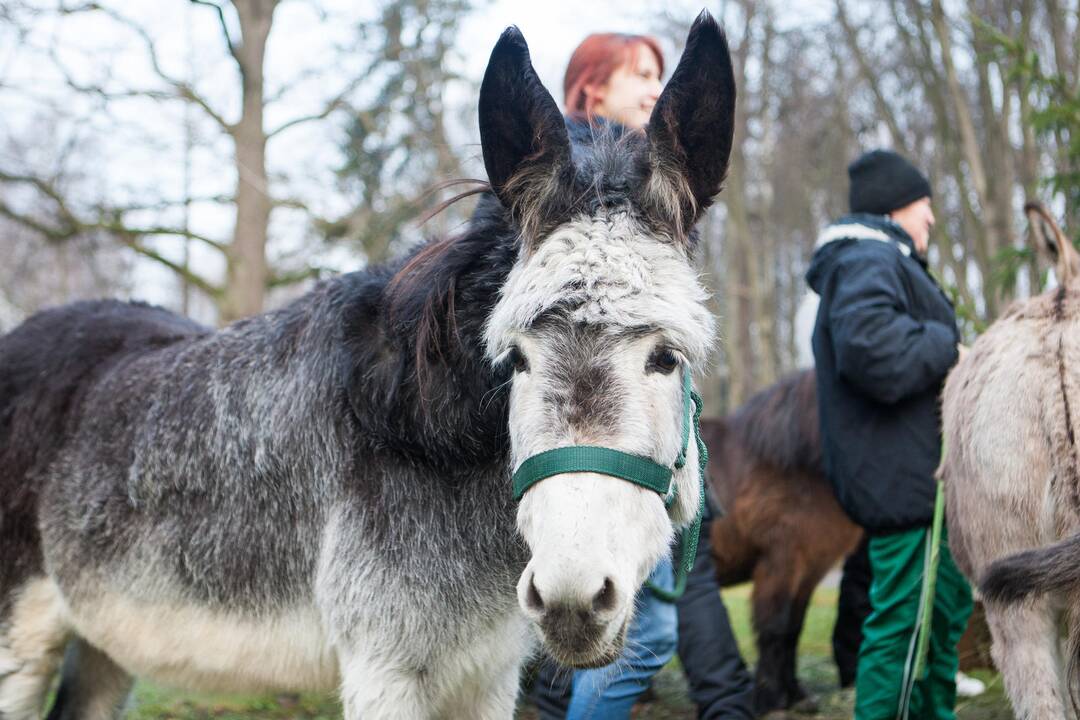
[479,12,735,668]
[1026,201,1080,287]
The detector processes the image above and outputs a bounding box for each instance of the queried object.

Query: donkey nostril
[592,576,617,613]
[526,575,545,612]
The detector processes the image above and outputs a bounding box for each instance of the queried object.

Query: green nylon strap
[511,446,673,501]
[510,366,705,603]
[648,388,707,601]
[675,369,692,469]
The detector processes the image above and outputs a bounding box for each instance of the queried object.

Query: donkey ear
[642,11,736,236]
[479,27,574,240]
[1026,201,1080,286]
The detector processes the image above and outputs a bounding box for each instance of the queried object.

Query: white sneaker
[955,670,986,697]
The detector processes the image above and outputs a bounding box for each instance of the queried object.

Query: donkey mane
[384,194,516,371]
[339,198,517,470]
[728,369,822,474]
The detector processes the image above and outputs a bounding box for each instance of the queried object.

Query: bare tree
[0,1,378,322]
[0,123,131,328]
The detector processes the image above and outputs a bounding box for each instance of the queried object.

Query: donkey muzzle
[517,564,631,668]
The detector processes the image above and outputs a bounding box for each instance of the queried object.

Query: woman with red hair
[563,33,664,129]
[529,32,756,720]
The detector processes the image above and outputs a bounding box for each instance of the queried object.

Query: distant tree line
[2,0,1078,415]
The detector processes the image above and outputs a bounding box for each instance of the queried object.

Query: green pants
[854,527,973,720]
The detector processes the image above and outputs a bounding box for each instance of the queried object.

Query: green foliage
[977,16,1080,245]
[990,245,1037,296]
[944,283,987,340]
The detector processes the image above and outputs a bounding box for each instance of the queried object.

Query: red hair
[563,33,664,118]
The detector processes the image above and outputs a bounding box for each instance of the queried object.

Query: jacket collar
[816,213,925,265]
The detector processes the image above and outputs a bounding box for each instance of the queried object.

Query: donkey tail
[980,532,1080,604]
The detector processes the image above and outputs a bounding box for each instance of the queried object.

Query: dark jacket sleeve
[826,249,958,405]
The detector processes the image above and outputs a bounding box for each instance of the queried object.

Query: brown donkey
[703,370,864,715]
[942,202,1080,720]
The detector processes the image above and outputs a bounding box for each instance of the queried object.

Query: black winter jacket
[806,214,959,533]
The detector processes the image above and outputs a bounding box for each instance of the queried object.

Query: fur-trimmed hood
[806,213,919,296]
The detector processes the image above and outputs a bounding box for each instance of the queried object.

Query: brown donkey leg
[751,551,803,716]
[780,586,817,712]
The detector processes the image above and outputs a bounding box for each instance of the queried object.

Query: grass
[122,584,1013,719]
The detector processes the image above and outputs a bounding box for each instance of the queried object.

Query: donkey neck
[341,197,520,471]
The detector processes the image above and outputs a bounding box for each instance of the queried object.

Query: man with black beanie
[806,149,973,720]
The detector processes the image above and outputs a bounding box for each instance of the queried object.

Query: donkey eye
[508,346,529,374]
[647,347,679,375]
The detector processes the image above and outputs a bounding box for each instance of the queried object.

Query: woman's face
[589,46,663,129]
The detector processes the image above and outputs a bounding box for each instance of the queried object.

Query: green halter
[510,367,708,602]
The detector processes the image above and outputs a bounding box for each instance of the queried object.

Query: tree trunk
[723,157,756,408]
[969,1,1016,301]
[1015,0,1042,293]
[930,0,1000,317]
[721,4,758,408]
[754,9,780,385]
[222,0,278,323]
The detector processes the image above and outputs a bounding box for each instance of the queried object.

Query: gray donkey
[942,202,1080,719]
[0,13,736,720]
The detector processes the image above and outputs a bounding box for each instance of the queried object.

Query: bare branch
[272,196,315,212]
[1,170,228,253]
[0,169,68,207]
[93,222,228,253]
[116,235,223,298]
[267,77,366,138]
[0,197,73,242]
[836,0,908,151]
[267,265,327,288]
[56,2,234,132]
[0,169,82,232]
[107,195,234,213]
[174,81,233,132]
[47,43,172,103]
[189,0,239,63]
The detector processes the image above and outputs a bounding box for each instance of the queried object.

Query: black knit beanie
[848,149,932,215]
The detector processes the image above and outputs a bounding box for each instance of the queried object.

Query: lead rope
[897,453,946,719]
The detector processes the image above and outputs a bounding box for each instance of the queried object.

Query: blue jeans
[565,556,678,719]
